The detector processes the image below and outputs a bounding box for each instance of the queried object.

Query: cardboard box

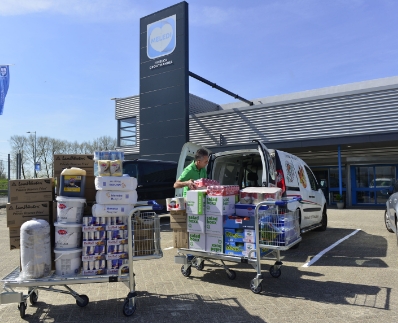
[189,233,206,251]
[206,195,235,215]
[187,213,205,233]
[224,242,271,258]
[205,214,223,235]
[205,234,223,253]
[224,228,256,243]
[223,214,255,230]
[53,154,94,170]
[173,229,188,248]
[235,203,270,217]
[170,210,187,229]
[9,227,20,250]
[6,202,51,227]
[185,190,206,215]
[9,237,20,250]
[9,178,54,203]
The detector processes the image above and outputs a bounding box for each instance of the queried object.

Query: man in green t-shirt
[174,148,209,197]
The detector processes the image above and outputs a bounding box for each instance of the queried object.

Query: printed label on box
[189,233,206,251]
[205,234,223,253]
[186,190,206,215]
[206,195,235,215]
[187,214,205,233]
[205,214,223,235]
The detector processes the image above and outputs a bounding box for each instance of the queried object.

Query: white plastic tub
[54,222,82,249]
[54,248,82,276]
[56,196,86,224]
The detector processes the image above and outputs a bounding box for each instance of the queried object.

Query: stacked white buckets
[54,168,87,276]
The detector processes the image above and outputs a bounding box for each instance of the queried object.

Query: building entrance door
[351,165,396,206]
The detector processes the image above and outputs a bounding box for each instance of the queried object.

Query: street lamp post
[27,131,37,178]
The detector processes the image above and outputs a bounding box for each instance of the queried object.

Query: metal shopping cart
[0,205,162,318]
[175,198,301,294]
[248,199,301,293]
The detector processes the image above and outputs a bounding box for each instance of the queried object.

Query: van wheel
[316,206,328,231]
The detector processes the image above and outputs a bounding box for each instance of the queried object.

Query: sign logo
[147,14,176,59]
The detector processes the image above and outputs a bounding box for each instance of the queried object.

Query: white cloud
[0,0,147,22]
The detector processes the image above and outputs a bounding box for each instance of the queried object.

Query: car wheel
[385,210,394,233]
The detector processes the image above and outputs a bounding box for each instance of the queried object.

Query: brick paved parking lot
[1,207,398,323]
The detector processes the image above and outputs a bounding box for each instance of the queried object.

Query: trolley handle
[256,197,302,208]
[147,200,164,211]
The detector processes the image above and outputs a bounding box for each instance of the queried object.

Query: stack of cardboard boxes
[168,185,295,258]
[6,178,54,249]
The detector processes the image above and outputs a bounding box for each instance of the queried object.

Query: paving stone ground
[0,207,397,322]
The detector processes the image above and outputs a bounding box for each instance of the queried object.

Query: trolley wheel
[226,269,236,280]
[250,279,262,294]
[181,265,192,277]
[269,265,282,278]
[29,291,38,305]
[194,261,205,271]
[122,299,136,317]
[18,302,26,318]
[76,294,89,307]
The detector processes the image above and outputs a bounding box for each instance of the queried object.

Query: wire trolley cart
[0,206,162,318]
[175,198,301,294]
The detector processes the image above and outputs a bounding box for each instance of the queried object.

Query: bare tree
[0,160,5,179]
[96,136,117,151]
[9,135,28,179]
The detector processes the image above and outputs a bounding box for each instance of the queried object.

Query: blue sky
[1,0,397,164]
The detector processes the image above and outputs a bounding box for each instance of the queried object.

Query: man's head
[194,148,209,169]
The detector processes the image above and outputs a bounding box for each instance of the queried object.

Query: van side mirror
[319,180,327,188]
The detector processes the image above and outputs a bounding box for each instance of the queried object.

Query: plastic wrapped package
[110,160,123,176]
[95,175,137,191]
[95,190,137,205]
[207,185,240,196]
[193,178,219,188]
[20,219,51,279]
[92,204,132,217]
[98,160,110,176]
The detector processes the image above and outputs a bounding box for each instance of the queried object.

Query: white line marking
[163,247,174,250]
[302,229,361,267]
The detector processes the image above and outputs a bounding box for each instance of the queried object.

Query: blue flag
[0,65,10,115]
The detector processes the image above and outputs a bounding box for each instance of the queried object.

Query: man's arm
[173,179,196,189]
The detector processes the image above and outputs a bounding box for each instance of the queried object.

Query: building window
[119,117,136,146]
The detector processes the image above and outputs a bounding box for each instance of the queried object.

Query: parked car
[123,159,177,211]
[384,180,398,233]
[370,178,395,199]
[176,141,328,241]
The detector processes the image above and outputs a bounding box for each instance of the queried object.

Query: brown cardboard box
[53,154,94,171]
[85,188,97,202]
[173,229,188,248]
[9,237,20,250]
[170,210,187,229]
[6,202,51,227]
[9,178,54,203]
[9,227,20,250]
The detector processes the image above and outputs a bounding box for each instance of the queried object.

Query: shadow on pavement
[187,263,390,311]
[284,228,389,268]
[15,291,264,323]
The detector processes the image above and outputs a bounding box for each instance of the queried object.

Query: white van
[176,141,328,238]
